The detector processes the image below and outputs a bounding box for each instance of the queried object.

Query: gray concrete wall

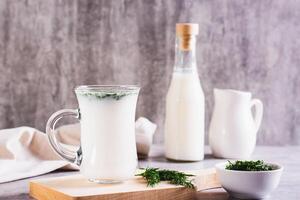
[0,0,299,145]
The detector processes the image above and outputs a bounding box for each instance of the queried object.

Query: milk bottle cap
[176,23,199,36]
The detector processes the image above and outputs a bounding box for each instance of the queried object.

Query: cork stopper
[176,23,198,51]
[176,23,199,36]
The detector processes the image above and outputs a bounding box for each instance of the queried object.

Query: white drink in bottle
[165,23,205,161]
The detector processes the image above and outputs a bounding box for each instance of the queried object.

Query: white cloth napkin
[0,117,156,183]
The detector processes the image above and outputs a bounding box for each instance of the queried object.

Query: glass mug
[46,85,140,183]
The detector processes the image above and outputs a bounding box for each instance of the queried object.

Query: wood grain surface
[29,168,225,200]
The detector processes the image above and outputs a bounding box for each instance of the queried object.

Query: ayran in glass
[46,85,140,183]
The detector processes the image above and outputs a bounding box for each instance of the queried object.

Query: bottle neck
[174,35,197,72]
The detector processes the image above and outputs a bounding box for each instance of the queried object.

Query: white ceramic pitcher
[209,89,263,159]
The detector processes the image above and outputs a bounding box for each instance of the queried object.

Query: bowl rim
[215,161,284,173]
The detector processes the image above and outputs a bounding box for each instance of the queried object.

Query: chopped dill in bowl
[225,160,274,171]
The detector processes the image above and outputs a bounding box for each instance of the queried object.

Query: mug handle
[250,99,263,133]
[46,109,82,166]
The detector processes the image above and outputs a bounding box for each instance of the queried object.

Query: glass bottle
[164,23,205,161]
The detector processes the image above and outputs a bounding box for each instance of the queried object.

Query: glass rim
[75,85,140,92]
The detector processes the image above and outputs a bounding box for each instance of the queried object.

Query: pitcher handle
[250,99,263,133]
[46,108,82,166]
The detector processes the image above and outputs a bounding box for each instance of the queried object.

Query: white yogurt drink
[75,86,139,182]
[165,71,205,161]
[46,85,140,183]
[164,23,205,161]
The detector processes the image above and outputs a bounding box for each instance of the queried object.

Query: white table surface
[0,145,299,200]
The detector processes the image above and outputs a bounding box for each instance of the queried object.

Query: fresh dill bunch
[226,160,273,171]
[136,168,195,189]
[136,168,160,187]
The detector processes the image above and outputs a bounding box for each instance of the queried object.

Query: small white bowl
[215,162,283,199]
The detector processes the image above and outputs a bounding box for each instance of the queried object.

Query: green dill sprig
[226,160,273,171]
[76,91,137,100]
[136,168,195,188]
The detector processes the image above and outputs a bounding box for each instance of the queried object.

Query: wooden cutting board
[30,168,227,200]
